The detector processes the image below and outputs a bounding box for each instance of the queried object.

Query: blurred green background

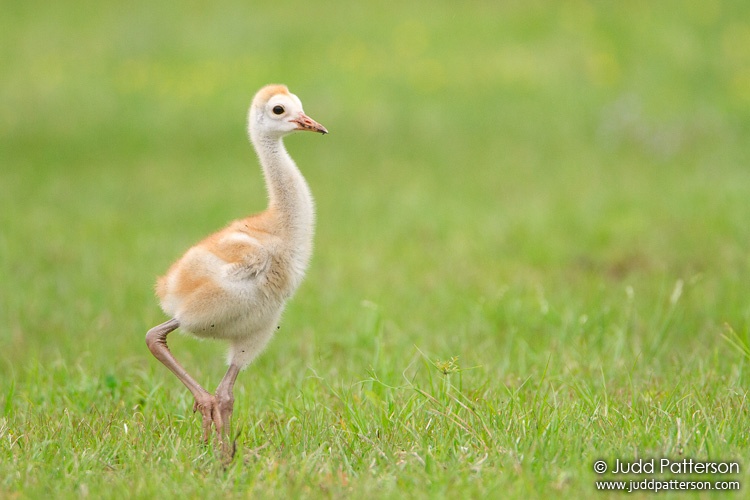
[3,0,750,407]
[2,0,750,398]
[1,0,750,495]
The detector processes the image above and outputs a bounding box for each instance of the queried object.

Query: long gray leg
[145,319,222,442]
[215,363,240,455]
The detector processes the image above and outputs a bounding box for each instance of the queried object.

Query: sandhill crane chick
[146,85,327,454]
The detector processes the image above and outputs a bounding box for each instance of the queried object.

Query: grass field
[2,0,750,497]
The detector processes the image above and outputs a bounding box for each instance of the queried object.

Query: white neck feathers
[252,133,315,250]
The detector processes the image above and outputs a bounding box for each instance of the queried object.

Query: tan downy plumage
[146,85,327,455]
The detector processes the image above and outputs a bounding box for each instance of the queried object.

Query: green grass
[2,0,750,497]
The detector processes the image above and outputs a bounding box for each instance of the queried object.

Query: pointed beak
[291,112,328,135]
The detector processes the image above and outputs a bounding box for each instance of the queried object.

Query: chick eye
[272,105,285,115]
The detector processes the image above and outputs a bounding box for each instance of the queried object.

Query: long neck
[252,134,315,247]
